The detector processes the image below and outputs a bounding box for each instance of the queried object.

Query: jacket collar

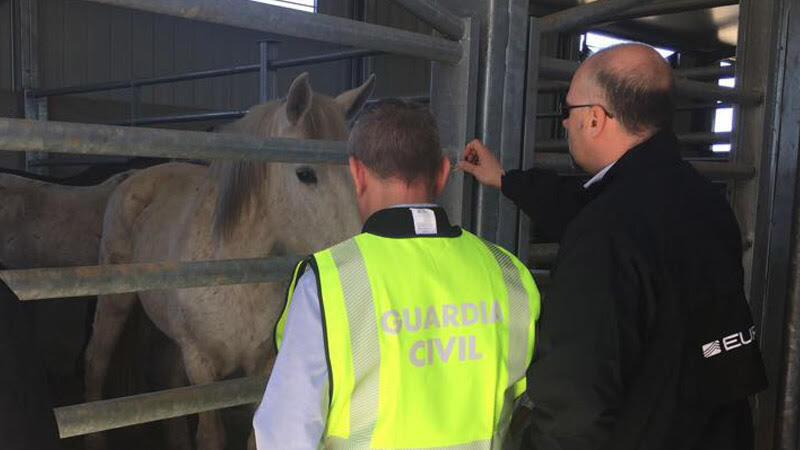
[362,206,462,238]
[584,129,681,197]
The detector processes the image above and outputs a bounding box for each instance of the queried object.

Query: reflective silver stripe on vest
[325,435,501,450]
[482,242,531,391]
[330,239,380,446]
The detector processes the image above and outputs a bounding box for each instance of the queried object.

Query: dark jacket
[0,264,60,450]
[502,130,767,450]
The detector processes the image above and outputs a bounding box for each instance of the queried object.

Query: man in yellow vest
[253,99,540,449]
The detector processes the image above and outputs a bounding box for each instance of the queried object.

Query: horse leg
[153,337,192,450]
[83,292,137,450]
[182,344,225,450]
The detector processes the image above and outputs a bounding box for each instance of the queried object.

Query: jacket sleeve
[501,169,588,242]
[253,270,329,449]
[525,232,643,450]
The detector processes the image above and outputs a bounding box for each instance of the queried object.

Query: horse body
[0,171,132,269]
[87,73,373,450]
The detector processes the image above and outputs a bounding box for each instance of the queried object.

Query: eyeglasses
[560,103,615,121]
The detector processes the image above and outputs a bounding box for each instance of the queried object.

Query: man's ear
[349,156,367,197]
[588,106,607,137]
[433,156,451,197]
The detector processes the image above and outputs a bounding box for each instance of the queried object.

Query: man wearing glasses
[460,43,766,450]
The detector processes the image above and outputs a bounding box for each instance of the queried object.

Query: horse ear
[335,74,375,121]
[286,72,312,125]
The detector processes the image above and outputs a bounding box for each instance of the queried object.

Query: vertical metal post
[259,40,278,103]
[19,0,47,174]
[732,0,800,448]
[473,0,530,253]
[430,17,478,227]
[518,18,542,265]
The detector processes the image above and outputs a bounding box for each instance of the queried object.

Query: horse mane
[212,95,347,240]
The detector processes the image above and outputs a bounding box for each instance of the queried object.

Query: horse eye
[295,166,318,185]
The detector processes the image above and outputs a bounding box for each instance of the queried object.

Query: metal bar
[27,157,133,167]
[430,16,478,228]
[54,376,267,438]
[31,63,262,98]
[538,0,652,34]
[269,49,384,69]
[259,41,278,103]
[528,243,559,267]
[388,0,464,40]
[535,132,733,151]
[0,256,302,300]
[738,0,800,446]
[0,118,349,164]
[532,153,754,180]
[110,110,250,126]
[539,56,761,104]
[109,94,430,127]
[604,0,738,23]
[474,0,529,250]
[82,0,462,64]
[519,17,542,266]
[677,64,735,80]
[32,49,389,99]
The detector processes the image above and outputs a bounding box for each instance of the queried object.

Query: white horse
[86,72,373,450]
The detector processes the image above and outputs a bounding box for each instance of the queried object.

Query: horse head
[212,72,375,256]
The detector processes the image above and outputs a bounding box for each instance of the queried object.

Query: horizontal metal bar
[110,95,432,127]
[33,49,386,98]
[532,153,753,180]
[604,0,738,23]
[388,0,464,40]
[84,0,462,64]
[538,102,733,118]
[110,110,250,127]
[676,64,735,80]
[538,57,761,104]
[675,78,761,105]
[538,0,646,34]
[0,256,301,300]
[32,64,261,98]
[529,243,559,267]
[54,376,267,438]
[0,118,349,164]
[536,132,732,150]
[27,157,133,167]
[269,49,384,69]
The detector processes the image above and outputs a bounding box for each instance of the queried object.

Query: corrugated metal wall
[364,0,431,98]
[0,0,12,92]
[35,0,353,112]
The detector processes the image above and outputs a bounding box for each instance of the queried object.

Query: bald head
[576,43,675,135]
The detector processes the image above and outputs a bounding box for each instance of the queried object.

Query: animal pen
[0,0,798,448]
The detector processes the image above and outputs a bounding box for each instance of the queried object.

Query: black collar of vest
[362,206,462,238]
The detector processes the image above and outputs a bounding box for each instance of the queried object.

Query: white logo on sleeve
[701,325,756,359]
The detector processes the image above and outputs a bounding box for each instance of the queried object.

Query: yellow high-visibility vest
[276,223,539,449]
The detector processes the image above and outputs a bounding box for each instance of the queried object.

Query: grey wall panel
[63,0,88,87]
[29,0,360,120]
[361,0,431,98]
[152,14,174,105]
[85,2,112,95]
[0,0,11,91]
[131,10,154,104]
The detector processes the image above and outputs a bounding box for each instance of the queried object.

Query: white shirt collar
[583,162,616,189]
